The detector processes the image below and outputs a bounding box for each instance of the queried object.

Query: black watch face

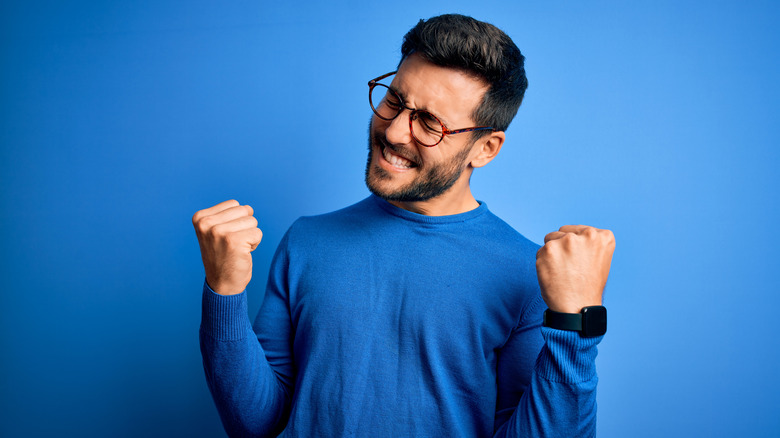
[581,306,607,337]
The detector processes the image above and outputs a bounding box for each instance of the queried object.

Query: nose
[383,110,414,146]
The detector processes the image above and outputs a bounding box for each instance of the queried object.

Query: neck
[388,180,479,216]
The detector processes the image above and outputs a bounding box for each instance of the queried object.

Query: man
[193,14,615,437]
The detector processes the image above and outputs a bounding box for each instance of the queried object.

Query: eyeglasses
[368,71,495,147]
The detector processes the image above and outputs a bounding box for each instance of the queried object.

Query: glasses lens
[411,111,444,146]
[370,84,401,120]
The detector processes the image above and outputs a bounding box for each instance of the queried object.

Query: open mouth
[380,142,419,169]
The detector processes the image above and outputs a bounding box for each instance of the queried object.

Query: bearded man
[193,14,615,437]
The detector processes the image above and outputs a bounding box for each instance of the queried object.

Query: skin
[537,225,615,313]
[192,54,615,315]
[364,53,505,216]
[192,200,262,296]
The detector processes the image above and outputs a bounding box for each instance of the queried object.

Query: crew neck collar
[370,194,487,224]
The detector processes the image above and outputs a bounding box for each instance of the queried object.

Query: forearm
[200,281,291,437]
[495,328,601,438]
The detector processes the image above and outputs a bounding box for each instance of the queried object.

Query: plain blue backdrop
[2,1,778,437]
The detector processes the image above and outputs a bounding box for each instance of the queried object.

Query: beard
[364,119,473,203]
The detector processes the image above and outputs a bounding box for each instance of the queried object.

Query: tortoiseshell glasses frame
[368,71,495,147]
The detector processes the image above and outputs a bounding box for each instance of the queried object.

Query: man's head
[365,14,527,207]
[400,14,528,137]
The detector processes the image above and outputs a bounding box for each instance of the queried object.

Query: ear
[469,131,505,168]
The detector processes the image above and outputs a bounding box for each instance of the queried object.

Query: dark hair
[400,14,528,136]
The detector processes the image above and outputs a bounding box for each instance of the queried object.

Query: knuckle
[199,216,215,232]
[541,241,558,254]
[195,220,209,235]
[210,222,227,237]
[598,229,615,246]
[558,234,575,248]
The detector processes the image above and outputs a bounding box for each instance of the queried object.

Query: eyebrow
[389,85,453,128]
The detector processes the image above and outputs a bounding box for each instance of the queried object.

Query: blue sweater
[200,195,602,437]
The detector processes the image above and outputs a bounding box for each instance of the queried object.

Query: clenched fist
[536,225,615,314]
[192,200,263,296]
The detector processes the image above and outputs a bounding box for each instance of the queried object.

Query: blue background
[2,1,778,436]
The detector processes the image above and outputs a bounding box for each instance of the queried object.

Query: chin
[365,155,404,200]
[364,119,465,203]
[365,156,460,203]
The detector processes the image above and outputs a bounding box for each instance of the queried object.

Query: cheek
[372,112,395,128]
[418,148,449,167]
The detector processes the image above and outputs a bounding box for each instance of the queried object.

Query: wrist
[546,302,601,314]
[547,304,583,314]
[205,278,245,296]
[543,306,607,337]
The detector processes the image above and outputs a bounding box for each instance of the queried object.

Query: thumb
[247,227,263,251]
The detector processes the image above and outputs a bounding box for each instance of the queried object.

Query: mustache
[372,133,421,165]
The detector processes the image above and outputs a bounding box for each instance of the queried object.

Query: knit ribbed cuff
[200,279,252,341]
[535,327,603,383]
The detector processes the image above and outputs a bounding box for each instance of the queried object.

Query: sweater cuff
[535,327,603,383]
[200,279,253,341]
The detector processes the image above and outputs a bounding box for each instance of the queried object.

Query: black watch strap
[543,309,582,331]
[543,306,607,337]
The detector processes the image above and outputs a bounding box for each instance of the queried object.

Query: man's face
[365,54,489,203]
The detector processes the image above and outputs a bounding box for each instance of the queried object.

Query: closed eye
[416,112,442,134]
[385,94,402,110]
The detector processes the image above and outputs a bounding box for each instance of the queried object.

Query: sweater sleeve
[199,232,295,437]
[493,294,603,438]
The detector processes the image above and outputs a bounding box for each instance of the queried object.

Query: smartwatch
[543,306,607,337]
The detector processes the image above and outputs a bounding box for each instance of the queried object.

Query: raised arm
[495,225,615,437]
[194,200,292,436]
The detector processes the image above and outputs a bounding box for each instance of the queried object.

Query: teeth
[382,147,414,168]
